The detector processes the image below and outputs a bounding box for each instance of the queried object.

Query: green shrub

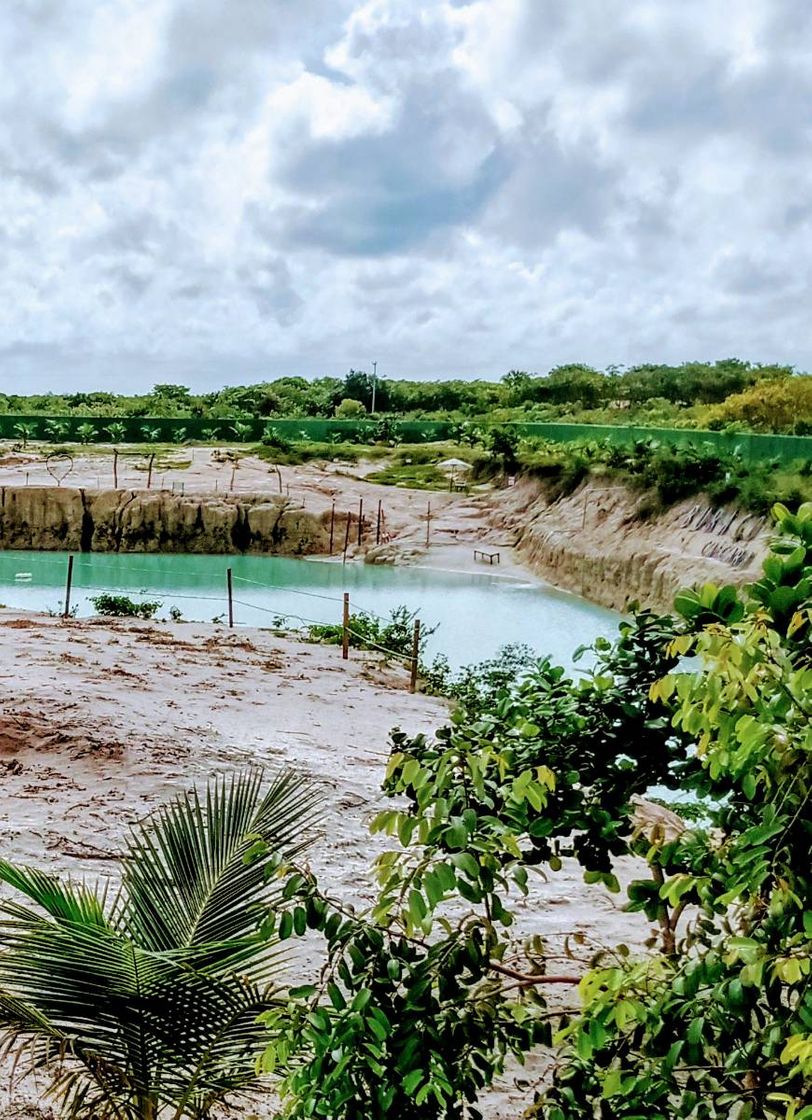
[307,605,436,660]
[335,398,367,418]
[260,425,294,453]
[90,593,162,619]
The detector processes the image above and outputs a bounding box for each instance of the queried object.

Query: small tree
[13,422,35,447]
[76,422,97,445]
[104,422,127,444]
[44,420,70,443]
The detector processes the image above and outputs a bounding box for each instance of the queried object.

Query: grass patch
[366,462,454,490]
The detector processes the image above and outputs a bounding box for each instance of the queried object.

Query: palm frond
[0,859,111,927]
[119,768,320,959]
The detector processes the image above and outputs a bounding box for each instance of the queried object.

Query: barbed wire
[230,573,343,604]
[70,582,226,605]
[231,598,414,665]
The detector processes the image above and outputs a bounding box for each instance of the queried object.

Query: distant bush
[335,398,366,418]
[90,593,162,619]
[706,375,812,432]
[260,425,294,453]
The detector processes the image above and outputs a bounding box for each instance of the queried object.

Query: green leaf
[403,1069,423,1097]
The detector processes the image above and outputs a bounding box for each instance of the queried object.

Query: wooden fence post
[147,452,155,489]
[357,497,364,546]
[342,593,350,660]
[409,619,421,693]
[113,448,119,489]
[63,555,74,619]
[227,568,234,628]
[425,502,431,548]
[342,513,351,562]
[376,499,382,545]
[329,501,336,554]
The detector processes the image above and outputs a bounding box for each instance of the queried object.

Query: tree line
[0,359,803,422]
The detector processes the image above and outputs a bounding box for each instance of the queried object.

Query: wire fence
[18,554,425,691]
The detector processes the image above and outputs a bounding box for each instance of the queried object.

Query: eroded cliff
[0,487,330,555]
[488,479,769,612]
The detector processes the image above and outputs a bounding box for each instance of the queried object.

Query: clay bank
[0,476,773,617]
[487,478,769,612]
[0,486,329,555]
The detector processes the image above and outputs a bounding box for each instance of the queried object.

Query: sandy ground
[0,611,648,1119]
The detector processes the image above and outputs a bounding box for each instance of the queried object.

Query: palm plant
[0,768,319,1120]
[140,426,161,444]
[13,421,35,447]
[76,422,98,445]
[105,422,127,444]
[45,420,70,443]
[230,421,253,443]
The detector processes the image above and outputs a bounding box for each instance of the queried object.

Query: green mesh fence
[0,414,809,463]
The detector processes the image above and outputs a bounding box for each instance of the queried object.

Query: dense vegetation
[338,433,812,514]
[508,434,812,514]
[3,360,811,434]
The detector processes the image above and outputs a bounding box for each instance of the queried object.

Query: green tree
[12,421,35,447]
[335,398,366,419]
[44,420,70,442]
[708,375,812,433]
[0,769,320,1120]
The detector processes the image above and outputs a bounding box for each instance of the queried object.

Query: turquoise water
[0,550,619,670]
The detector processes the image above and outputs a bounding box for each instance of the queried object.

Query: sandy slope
[0,612,647,1119]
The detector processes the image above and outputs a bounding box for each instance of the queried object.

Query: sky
[0,0,809,393]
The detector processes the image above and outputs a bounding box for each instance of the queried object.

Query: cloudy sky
[0,0,809,392]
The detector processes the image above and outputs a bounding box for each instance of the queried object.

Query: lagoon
[0,550,619,670]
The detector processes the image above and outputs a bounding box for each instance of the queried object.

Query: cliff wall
[0,487,330,555]
[488,479,769,612]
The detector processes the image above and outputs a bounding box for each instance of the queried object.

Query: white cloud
[0,0,808,392]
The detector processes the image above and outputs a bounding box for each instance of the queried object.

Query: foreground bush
[259,502,811,1119]
[307,604,437,661]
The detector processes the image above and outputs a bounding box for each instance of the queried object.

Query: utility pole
[371,360,377,414]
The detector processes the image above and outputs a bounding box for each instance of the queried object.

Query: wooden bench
[473,548,500,565]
